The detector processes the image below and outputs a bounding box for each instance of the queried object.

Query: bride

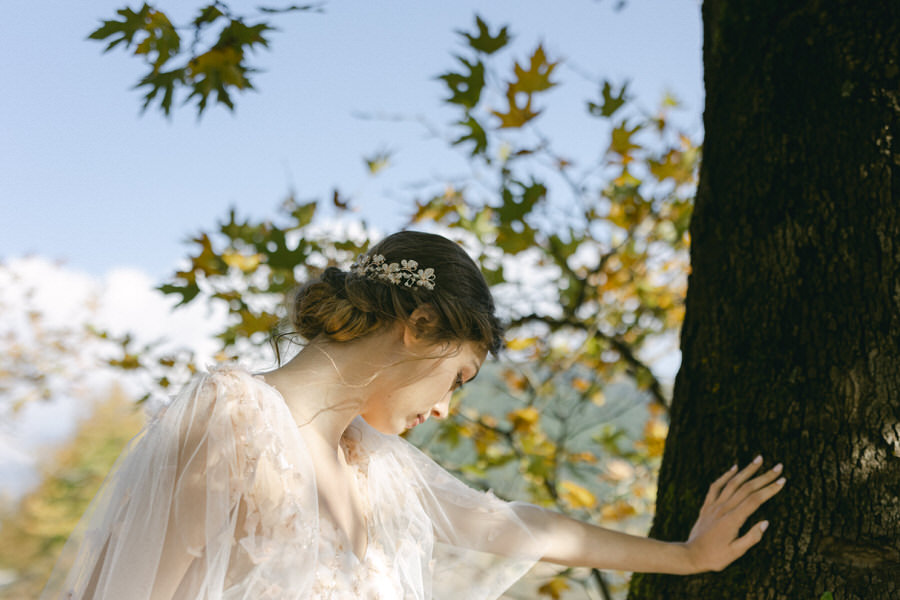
[41,231,784,599]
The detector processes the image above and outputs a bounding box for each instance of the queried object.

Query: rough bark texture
[629,1,900,599]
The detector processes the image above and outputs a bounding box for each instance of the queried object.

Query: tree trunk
[629,1,900,598]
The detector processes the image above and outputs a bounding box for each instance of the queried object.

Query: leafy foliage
[88,2,321,116]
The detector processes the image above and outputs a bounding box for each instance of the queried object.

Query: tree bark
[629,1,900,598]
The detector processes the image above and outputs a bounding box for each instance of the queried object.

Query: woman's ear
[402,304,440,347]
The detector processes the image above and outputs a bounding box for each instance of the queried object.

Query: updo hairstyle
[289,231,504,354]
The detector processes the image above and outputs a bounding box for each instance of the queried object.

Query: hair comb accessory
[350,253,436,290]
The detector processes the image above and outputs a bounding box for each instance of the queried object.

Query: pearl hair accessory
[350,253,436,290]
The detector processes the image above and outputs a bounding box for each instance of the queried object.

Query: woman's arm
[515,457,785,574]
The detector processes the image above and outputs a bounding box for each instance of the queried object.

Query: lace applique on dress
[311,423,404,599]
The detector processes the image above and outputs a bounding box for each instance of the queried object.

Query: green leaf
[192,5,224,28]
[438,57,485,109]
[287,200,317,228]
[157,282,201,306]
[497,179,546,224]
[458,15,510,55]
[258,4,323,14]
[588,80,629,118]
[453,117,488,155]
[88,5,153,52]
[820,594,834,600]
[134,68,185,115]
[216,19,273,50]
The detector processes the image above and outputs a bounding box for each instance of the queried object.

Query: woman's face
[361,338,486,435]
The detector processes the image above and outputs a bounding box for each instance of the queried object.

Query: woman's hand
[685,456,785,573]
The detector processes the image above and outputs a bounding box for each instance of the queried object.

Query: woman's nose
[431,397,450,419]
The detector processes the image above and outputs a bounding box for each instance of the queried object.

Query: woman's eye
[453,373,464,391]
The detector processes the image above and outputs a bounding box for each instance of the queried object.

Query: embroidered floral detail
[350,254,436,290]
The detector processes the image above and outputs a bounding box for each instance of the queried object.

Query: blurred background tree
[0,5,699,599]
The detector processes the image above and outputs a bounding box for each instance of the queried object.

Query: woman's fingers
[732,475,786,521]
[729,520,770,558]
[704,464,738,505]
[722,462,784,511]
[712,456,763,503]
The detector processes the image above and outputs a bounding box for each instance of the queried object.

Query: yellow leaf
[222,251,261,272]
[568,451,598,464]
[559,480,597,510]
[506,337,537,351]
[609,122,642,158]
[491,86,540,128]
[511,44,558,93]
[537,576,570,599]
[508,406,540,433]
[612,169,641,188]
[641,418,669,457]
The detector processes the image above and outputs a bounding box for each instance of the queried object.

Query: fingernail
[753,455,763,464]
[759,521,769,532]
[776,477,786,486]
[730,464,737,471]
[773,463,783,472]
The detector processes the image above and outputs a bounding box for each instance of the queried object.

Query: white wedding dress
[40,365,545,599]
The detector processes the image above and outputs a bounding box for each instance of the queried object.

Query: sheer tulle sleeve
[357,420,547,600]
[40,366,320,600]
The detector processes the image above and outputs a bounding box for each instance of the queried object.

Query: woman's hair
[288,231,504,354]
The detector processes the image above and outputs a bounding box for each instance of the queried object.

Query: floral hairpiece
[350,253,436,290]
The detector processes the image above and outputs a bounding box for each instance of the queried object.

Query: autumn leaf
[511,45,558,94]
[89,4,156,53]
[458,15,511,55]
[601,499,637,521]
[559,480,598,510]
[453,116,488,155]
[332,189,351,210]
[648,149,696,185]
[234,310,280,336]
[588,80,629,118]
[537,576,570,599]
[286,199,317,228]
[505,337,538,351]
[222,251,261,272]
[189,233,227,276]
[609,121,643,158]
[491,85,540,128]
[572,377,591,392]
[508,407,540,433]
[364,149,392,175]
[438,57,485,109]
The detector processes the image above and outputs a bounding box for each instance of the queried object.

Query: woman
[42,231,784,599]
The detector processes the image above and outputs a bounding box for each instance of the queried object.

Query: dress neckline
[249,366,372,562]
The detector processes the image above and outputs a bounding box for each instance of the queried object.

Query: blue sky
[1,1,702,280]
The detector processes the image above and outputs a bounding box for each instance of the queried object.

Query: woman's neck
[261,332,400,449]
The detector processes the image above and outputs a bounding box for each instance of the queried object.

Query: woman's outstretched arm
[515,457,785,574]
